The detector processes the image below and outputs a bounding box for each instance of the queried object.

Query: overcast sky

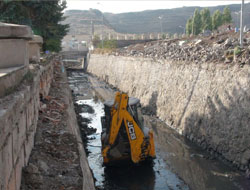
[65,0,248,13]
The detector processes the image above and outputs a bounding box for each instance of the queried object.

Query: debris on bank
[112,31,250,65]
[21,62,83,190]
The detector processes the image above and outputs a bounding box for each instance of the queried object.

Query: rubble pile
[113,31,250,65]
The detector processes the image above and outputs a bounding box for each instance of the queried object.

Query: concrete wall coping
[0,66,28,98]
[0,22,32,39]
[0,66,25,78]
[29,35,43,44]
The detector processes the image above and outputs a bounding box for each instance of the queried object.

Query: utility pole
[240,0,244,47]
[179,25,185,35]
[101,14,104,48]
[158,16,163,39]
[91,20,94,40]
[97,2,104,48]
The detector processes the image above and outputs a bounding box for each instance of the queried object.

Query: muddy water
[67,70,250,190]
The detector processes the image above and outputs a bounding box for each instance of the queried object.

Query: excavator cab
[101,92,155,165]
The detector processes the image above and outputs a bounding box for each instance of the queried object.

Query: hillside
[62,3,250,43]
[104,3,250,34]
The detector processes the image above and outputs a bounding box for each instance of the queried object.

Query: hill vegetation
[186,6,232,35]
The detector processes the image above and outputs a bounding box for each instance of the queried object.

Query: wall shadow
[183,82,250,170]
[142,91,158,116]
[177,64,201,127]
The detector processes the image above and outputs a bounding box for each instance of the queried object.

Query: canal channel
[67,70,250,190]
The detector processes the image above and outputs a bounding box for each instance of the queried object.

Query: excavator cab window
[127,102,144,130]
[103,97,144,133]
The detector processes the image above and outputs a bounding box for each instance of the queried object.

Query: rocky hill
[64,3,250,36]
[63,9,115,36]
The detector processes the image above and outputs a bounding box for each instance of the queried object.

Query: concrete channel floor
[67,70,250,190]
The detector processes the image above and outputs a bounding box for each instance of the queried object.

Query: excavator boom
[101,92,155,164]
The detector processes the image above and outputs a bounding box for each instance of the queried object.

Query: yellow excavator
[101,92,156,164]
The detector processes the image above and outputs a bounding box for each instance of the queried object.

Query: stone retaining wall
[88,54,250,171]
[0,62,54,190]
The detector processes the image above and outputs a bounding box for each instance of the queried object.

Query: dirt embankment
[109,31,250,65]
[21,62,95,190]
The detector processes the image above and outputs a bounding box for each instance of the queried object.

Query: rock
[216,38,225,44]
[195,39,202,45]
[29,173,43,185]
[246,169,250,179]
[40,103,47,110]
[224,38,232,48]
[38,160,50,174]
[113,34,250,65]
[241,149,250,165]
[25,163,39,174]
[232,41,240,47]
[225,58,233,64]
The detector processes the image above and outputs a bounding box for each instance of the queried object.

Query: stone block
[26,100,34,130]
[11,108,26,167]
[24,129,35,166]
[15,147,25,190]
[0,134,13,189]
[0,66,28,98]
[28,35,43,62]
[0,109,13,149]
[12,127,19,166]
[18,110,27,145]
[0,39,29,69]
[0,22,32,39]
[7,171,16,190]
[0,149,4,190]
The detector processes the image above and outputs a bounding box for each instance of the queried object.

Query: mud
[67,70,250,190]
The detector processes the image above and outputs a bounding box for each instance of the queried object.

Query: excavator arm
[102,92,155,164]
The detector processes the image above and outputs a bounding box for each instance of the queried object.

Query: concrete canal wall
[88,54,250,171]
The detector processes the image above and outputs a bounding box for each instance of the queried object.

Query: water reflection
[102,162,155,190]
[78,98,189,190]
[145,117,250,190]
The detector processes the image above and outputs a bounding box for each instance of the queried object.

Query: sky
[65,0,248,13]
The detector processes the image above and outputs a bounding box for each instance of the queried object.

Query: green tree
[212,10,223,30]
[222,6,232,24]
[186,17,193,35]
[0,0,69,52]
[92,35,100,48]
[102,39,117,49]
[192,9,202,35]
[200,8,212,31]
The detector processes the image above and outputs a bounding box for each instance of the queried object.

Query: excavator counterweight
[101,92,156,164]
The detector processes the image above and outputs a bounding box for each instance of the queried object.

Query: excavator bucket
[101,92,156,164]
